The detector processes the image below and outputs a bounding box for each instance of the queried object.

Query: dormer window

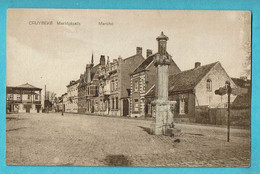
[206,79,212,91]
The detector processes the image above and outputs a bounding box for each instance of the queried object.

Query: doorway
[123,99,129,116]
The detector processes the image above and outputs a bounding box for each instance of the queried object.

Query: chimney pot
[195,62,201,68]
[136,47,142,55]
[100,55,105,65]
[146,49,153,57]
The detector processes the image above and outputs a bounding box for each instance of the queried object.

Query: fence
[195,106,250,127]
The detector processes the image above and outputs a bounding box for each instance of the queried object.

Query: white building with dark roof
[6,83,42,113]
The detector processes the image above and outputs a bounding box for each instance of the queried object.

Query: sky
[7,9,251,96]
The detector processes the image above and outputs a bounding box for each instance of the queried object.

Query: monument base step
[166,127,182,137]
[150,123,181,137]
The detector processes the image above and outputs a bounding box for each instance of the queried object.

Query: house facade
[66,80,79,113]
[145,61,237,123]
[6,83,42,113]
[97,47,145,116]
[78,54,103,114]
[130,41,181,118]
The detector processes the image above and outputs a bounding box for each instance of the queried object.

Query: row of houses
[58,32,251,124]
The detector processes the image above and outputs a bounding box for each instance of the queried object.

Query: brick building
[97,47,145,116]
[146,61,237,122]
[130,37,181,118]
[78,54,103,114]
[6,83,42,113]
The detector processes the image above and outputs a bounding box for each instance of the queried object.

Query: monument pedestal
[150,100,180,136]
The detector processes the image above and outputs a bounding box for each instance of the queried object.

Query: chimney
[107,56,110,64]
[146,49,153,57]
[100,55,105,65]
[136,47,142,55]
[195,62,201,68]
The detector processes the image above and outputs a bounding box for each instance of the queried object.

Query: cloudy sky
[7,9,251,96]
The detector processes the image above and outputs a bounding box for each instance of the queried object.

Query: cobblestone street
[6,113,250,167]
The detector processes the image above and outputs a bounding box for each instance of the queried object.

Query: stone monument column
[151,32,178,136]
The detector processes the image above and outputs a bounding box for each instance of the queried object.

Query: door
[25,105,31,113]
[123,99,129,116]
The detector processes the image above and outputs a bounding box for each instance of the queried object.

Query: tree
[242,37,251,79]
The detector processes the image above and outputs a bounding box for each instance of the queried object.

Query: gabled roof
[131,53,156,75]
[90,63,100,80]
[67,79,80,87]
[169,62,219,94]
[231,78,251,88]
[231,94,251,109]
[145,61,219,97]
[123,54,145,64]
[15,83,41,90]
[131,52,180,75]
[230,77,251,109]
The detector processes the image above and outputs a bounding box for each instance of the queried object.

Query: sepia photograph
[6,9,251,167]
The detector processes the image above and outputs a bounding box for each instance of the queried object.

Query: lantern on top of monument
[157,31,168,55]
[155,32,171,66]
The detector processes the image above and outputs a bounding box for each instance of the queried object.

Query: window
[115,97,118,109]
[134,80,139,92]
[112,98,114,109]
[35,94,38,100]
[179,97,188,114]
[8,94,13,100]
[134,99,139,112]
[115,79,118,90]
[28,94,31,100]
[17,95,21,101]
[206,79,212,91]
[179,98,185,114]
[111,80,114,91]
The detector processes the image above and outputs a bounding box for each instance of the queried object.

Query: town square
[6,112,250,166]
[6,9,251,167]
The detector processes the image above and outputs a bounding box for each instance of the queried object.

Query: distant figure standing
[61,104,64,116]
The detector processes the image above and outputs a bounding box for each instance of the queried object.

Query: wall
[195,63,237,108]
[169,92,196,122]
[120,55,144,116]
[195,106,250,127]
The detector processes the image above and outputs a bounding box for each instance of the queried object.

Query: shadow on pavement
[104,155,132,166]
[138,126,152,135]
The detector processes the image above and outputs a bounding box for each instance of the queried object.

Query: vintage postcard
[6,9,251,167]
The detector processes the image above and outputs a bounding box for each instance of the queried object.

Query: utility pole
[226,81,232,142]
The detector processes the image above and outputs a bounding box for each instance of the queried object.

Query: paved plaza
[6,113,250,167]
